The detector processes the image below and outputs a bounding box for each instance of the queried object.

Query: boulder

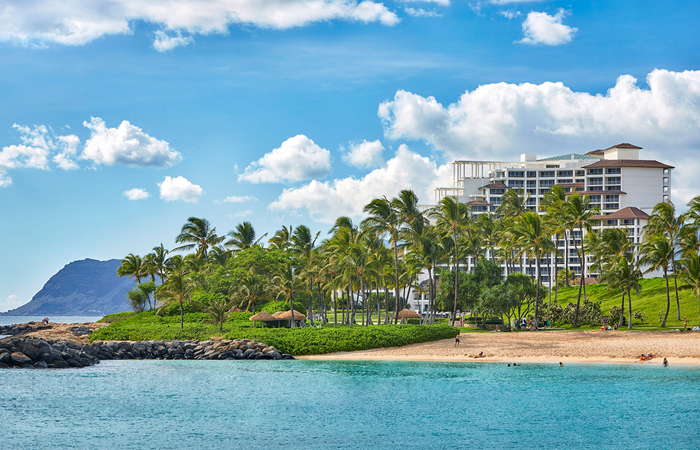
[52,359,69,369]
[0,362,9,369]
[0,352,11,364]
[34,361,48,369]
[20,343,40,360]
[10,352,32,365]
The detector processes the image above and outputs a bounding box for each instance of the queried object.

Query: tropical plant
[158,272,195,329]
[225,221,267,252]
[174,217,225,261]
[640,235,675,327]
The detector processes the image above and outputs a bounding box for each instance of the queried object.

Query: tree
[291,225,320,325]
[272,259,306,327]
[117,253,146,284]
[158,272,195,329]
[269,225,293,252]
[195,296,235,331]
[678,252,700,328]
[562,194,598,327]
[208,246,230,266]
[233,271,268,317]
[512,212,555,328]
[406,225,446,325]
[225,221,267,252]
[640,235,675,327]
[430,196,471,326]
[127,288,148,313]
[601,255,642,329]
[174,217,224,261]
[542,185,569,292]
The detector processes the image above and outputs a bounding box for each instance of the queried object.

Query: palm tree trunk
[384,285,389,324]
[674,276,681,320]
[393,239,400,325]
[662,270,670,327]
[565,230,570,288]
[627,287,633,329]
[534,250,541,328]
[554,235,559,305]
[452,234,459,327]
[333,290,337,327]
[179,299,184,330]
[619,292,625,329]
[290,293,296,328]
[361,279,367,327]
[308,278,315,325]
[573,234,583,328]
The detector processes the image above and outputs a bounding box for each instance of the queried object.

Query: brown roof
[249,312,277,321]
[478,183,510,190]
[558,183,585,188]
[585,149,605,156]
[467,200,489,206]
[567,190,627,196]
[604,143,642,150]
[590,207,650,221]
[278,310,307,321]
[582,159,673,169]
[395,308,421,319]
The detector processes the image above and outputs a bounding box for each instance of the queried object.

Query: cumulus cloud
[343,139,384,168]
[399,0,450,4]
[0,0,399,49]
[269,144,451,222]
[158,176,202,203]
[123,188,150,200]
[152,30,193,52]
[239,135,331,183]
[490,0,541,4]
[517,9,577,46]
[0,124,79,186]
[81,117,181,167]
[499,9,521,19]
[0,294,25,313]
[228,210,254,219]
[220,195,258,203]
[405,7,441,17]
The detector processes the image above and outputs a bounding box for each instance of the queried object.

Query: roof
[558,183,585,188]
[585,149,605,156]
[590,207,650,221]
[567,190,627,196]
[467,200,489,206]
[478,183,510,190]
[604,143,642,150]
[537,153,602,161]
[582,159,674,169]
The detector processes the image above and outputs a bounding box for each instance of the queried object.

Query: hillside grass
[90,309,458,354]
[553,277,699,328]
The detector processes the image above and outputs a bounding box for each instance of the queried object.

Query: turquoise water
[2,360,699,449]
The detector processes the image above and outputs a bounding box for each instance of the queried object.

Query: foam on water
[2,360,700,448]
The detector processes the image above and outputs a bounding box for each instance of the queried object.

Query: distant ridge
[1,259,136,316]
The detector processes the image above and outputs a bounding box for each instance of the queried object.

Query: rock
[10,352,32,365]
[0,362,9,369]
[20,343,40,360]
[52,359,69,368]
[65,358,82,368]
[34,361,48,369]
[242,349,256,359]
[0,352,10,364]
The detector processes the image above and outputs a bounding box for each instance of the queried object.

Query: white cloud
[152,30,193,52]
[269,144,451,222]
[227,210,254,219]
[123,188,150,200]
[0,174,11,187]
[517,9,577,46]
[405,7,441,17]
[490,0,541,4]
[239,134,331,183]
[0,0,399,49]
[158,176,202,203]
[81,117,181,167]
[53,134,81,170]
[343,139,384,168]
[399,0,450,5]
[220,195,258,203]
[499,9,521,19]
[1,294,25,313]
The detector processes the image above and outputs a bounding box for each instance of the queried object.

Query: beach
[298,330,700,365]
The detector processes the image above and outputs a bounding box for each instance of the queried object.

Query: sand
[298,330,700,366]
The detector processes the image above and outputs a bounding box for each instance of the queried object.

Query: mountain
[1,259,137,316]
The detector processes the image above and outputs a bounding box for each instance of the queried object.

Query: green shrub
[157,301,205,316]
[261,301,307,316]
[98,312,137,323]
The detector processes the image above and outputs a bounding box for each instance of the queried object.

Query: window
[589,186,603,191]
[606,219,618,226]
[509,171,524,177]
[526,198,537,206]
[472,206,487,212]
[576,170,585,177]
[663,177,669,185]
[508,180,524,188]
[605,195,619,202]
[490,197,502,205]
[526,189,537,195]
[527,171,537,178]
[663,195,669,202]
[539,171,555,177]
[663,168,669,175]
[576,179,585,183]
[588,177,603,185]
[622,219,634,226]
[546,164,559,169]
[588,168,603,175]
[527,180,537,187]
[606,177,621,185]
[664,186,669,193]
[539,180,555,187]
[604,203,619,210]
[539,189,551,195]
[557,179,573,184]
[491,188,505,194]
[557,170,573,177]
[589,195,601,202]
[606,168,621,174]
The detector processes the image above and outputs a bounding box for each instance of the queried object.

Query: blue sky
[1,0,700,312]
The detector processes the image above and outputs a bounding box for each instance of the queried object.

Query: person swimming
[663,358,668,367]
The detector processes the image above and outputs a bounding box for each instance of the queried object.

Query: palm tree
[644,201,684,320]
[196,296,235,331]
[601,255,642,329]
[272,259,306,327]
[406,225,446,325]
[640,235,675,327]
[512,212,555,327]
[158,272,195,329]
[342,235,378,326]
[225,221,267,252]
[678,252,700,328]
[429,196,470,326]
[269,225,293,252]
[542,185,570,290]
[562,194,598,327]
[150,244,170,285]
[497,188,529,217]
[233,272,268,317]
[174,217,224,261]
[291,225,320,325]
[363,196,403,324]
[208,245,231,266]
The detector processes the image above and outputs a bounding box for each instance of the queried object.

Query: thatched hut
[395,308,421,324]
[278,310,307,321]
[249,312,277,328]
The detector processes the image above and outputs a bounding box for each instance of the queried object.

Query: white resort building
[408,143,673,312]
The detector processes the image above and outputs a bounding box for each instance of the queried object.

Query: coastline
[297,330,700,366]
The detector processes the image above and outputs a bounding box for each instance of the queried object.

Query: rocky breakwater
[0,337,294,369]
[0,323,49,337]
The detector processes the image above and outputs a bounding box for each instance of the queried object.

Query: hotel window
[527,180,537,187]
[539,171,555,177]
[606,168,621,174]
[604,203,619,210]
[588,177,603,185]
[527,171,537,178]
[589,195,601,203]
[605,195,619,202]
[539,189,551,195]
[491,188,505,194]
[508,180,524,188]
[663,168,669,175]
[606,177,621,185]
[526,198,537,206]
[622,219,634,226]
[526,189,537,195]
[490,197,502,205]
[576,170,585,177]
[663,177,669,185]
[557,170,573,177]
[575,179,585,184]
[589,186,603,191]
[539,180,555,187]
[606,219,618,226]
[546,165,559,169]
[509,171,524,177]
[588,168,603,175]
[557,179,573,184]
[663,195,669,202]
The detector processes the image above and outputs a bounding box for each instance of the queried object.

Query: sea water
[1,360,699,449]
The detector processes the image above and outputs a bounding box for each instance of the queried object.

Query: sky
[1,0,700,312]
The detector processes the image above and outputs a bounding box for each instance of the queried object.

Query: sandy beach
[298,330,700,365]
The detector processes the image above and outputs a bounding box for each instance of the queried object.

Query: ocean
[1,360,699,448]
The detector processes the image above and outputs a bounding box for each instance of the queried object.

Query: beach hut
[395,308,421,324]
[249,312,276,328]
[278,310,307,321]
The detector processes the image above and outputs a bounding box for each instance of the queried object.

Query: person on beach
[640,354,645,362]
[663,358,668,367]
[602,316,608,329]
[684,316,688,330]
[454,335,460,346]
[559,362,563,367]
